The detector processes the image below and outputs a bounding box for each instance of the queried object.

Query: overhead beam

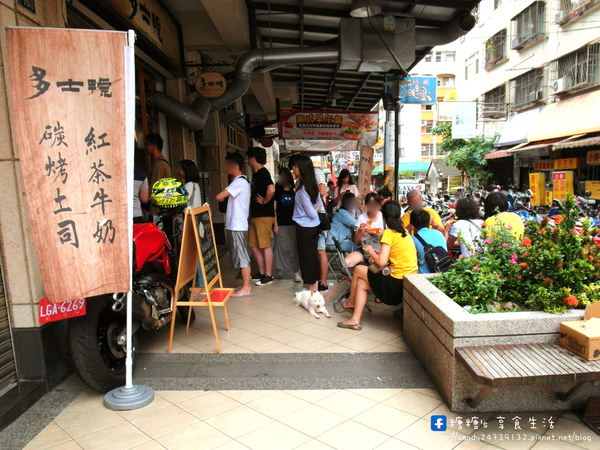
[256,21,338,35]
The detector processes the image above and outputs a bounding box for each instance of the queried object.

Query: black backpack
[414,232,453,273]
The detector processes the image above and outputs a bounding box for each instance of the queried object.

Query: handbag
[318,212,330,231]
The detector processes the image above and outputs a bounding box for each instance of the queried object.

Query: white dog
[293,290,331,319]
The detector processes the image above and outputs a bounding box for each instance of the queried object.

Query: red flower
[540,228,547,233]
[563,295,579,307]
[521,237,532,247]
[544,277,554,284]
[520,262,529,268]
[554,215,564,225]
[589,255,595,261]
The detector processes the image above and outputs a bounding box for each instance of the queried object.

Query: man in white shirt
[216,153,252,297]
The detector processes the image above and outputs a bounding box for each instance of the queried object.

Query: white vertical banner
[452,102,477,139]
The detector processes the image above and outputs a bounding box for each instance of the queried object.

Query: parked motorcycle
[69,178,195,392]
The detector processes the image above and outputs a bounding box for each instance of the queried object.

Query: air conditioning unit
[555,12,567,23]
[534,90,544,100]
[551,77,569,94]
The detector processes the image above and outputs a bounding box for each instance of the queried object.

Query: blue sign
[400,76,437,104]
[430,415,447,431]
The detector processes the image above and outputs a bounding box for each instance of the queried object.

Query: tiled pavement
[11,276,600,449]
[22,387,598,450]
[138,277,407,355]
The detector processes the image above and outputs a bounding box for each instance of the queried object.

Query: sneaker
[294,271,303,283]
[251,272,264,280]
[318,282,329,292]
[256,275,274,286]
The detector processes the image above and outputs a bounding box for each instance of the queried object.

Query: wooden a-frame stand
[167,205,233,353]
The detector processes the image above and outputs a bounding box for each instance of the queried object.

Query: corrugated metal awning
[485,150,511,160]
[553,135,600,150]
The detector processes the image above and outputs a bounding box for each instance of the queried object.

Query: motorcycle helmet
[151,178,189,213]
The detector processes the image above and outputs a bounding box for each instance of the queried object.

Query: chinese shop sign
[279,110,379,146]
[105,0,181,67]
[552,171,574,203]
[357,146,374,201]
[6,28,131,303]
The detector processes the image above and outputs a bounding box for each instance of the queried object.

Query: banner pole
[104,30,153,411]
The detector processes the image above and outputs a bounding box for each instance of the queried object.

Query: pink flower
[483,238,492,244]
[510,253,519,264]
[517,275,522,280]
[473,266,481,271]
[495,273,501,279]
[507,225,513,231]
[501,243,509,247]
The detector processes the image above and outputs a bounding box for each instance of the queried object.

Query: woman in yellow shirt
[483,192,525,239]
[339,201,418,331]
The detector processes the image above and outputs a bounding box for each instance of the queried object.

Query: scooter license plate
[38,297,87,324]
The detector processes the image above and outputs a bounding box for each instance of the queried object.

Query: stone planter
[403,274,599,412]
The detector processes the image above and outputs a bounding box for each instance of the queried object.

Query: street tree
[432,122,496,187]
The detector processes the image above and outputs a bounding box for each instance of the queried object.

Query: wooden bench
[456,343,600,408]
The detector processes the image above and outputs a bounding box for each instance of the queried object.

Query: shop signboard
[554,158,582,170]
[104,0,181,67]
[587,150,600,165]
[552,171,574,202]
[448,176,462,191]
[5,28,132,303]
[533,160,555,171]
[529,172,546,206]
[399,76,437,104]
[545,191,553,205]
[279,110,379,146]
[584,181,600,200]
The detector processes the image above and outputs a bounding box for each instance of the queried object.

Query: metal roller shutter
[0,264,17,391]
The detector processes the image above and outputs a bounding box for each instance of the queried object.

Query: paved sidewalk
[19,386,598,450]
[139,278,405,355]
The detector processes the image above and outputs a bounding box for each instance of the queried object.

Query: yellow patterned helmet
[151,178,189,210]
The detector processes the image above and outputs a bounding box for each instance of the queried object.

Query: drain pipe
[148,46,339,131]
[415,11,476,47]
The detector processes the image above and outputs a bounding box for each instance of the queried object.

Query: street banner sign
[452,102,477,139]
[399,76,437,104]
[279,110,379,146]
[6,28,131,303]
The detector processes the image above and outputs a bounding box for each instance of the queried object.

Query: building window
[421,144,434,157]
[485,29,507,69]
[512,68,544,108]
[422,121,433,134]
[483,85,507,118]
[425,52,432,62]
[445,51,456,62]
[550,43,600,94]
[557,0,597,24]
[511,1,546,50]
[424,104,433,111]
[435,52,442,62]
[494,0,503,9]
[438,75,455,87]
[465,52,478,80]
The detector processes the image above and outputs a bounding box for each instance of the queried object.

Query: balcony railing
[556,0,599,25]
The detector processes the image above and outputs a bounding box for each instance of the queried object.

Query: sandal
[337,321,362,331]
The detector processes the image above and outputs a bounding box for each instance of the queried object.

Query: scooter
[68,210,195,392]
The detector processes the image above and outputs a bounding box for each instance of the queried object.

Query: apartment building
[456,0,600,195]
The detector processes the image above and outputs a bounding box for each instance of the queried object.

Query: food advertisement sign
[279,110,379,146]
[399,76,437,104]
[5,28,132,303]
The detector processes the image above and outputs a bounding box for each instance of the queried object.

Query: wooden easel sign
[167,205,233,353]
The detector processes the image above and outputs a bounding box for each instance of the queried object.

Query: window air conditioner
[551,77,568,94]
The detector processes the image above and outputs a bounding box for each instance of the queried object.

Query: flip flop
[232,291,252,298]
[337,321,362,331]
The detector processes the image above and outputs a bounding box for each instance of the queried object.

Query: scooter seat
[135,273,171,285]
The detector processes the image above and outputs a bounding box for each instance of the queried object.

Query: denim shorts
[317,231,326,251]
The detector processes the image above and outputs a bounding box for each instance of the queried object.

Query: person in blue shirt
[411,209,447,274]
[326,192,359,252]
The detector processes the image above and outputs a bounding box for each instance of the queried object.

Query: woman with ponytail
[338,201,418,331]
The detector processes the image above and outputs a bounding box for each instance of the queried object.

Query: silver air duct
[415,11,476,47]
[150,12,474,131]
[148,46,339,131]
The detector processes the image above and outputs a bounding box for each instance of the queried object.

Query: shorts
[367,271,404,306]
[317,231,327,251]
[248,217,275,249]
[226,230,250,269]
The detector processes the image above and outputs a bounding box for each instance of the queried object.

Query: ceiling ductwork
[150,10,475,131]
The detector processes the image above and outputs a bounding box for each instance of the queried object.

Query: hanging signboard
[399,76,437,104]
[285,139,359,152]
[533,160,555,171]
[195,72,227,98]
[452,102,477,139]
[279,110,379,146]
[584,181,600,200]
[6,28,132,303]
[554,158,583,170]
